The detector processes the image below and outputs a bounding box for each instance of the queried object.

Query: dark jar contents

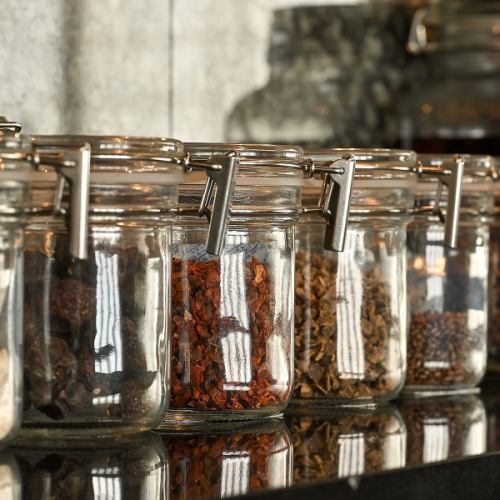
[161,419,292,500]
[14,434,166,499]
[488,223,500,375]
[287,406,406,482]
[292,222,407,405]
[22,227,169,436]
[165,228,294,424]
[406,223,488,393]
[399,395,486,466]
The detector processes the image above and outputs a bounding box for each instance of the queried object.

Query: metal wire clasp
[184,152,239,256]
[416,155,465,248]
[304,154,356,252]
[31,139,91,260]
[0,116,22,136]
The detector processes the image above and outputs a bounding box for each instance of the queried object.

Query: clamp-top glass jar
[0,120,32,446]
[165,144,354,425]
[21,134,188,438]
[406,155,496,395]
[293,149,462,406]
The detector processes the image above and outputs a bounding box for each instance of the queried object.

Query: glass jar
[165,144,354,424]
[287,404,406,483]
[14,433,166,499]
[161,418,292,499]
[405,155,496,395]
[399,395,486,466]
[400,1,500,155]
[21,135,186,437]
[293,149,421,406]
[0,451,21,500]
[0,129,41,447]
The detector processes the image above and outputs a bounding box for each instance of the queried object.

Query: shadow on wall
[226,4,415,149]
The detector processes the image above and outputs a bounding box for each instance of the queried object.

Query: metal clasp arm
[185,153,239,256]
[307,155,356,252]
[0,116,22,135]
[31,140,91,260]
[417,155,464,248]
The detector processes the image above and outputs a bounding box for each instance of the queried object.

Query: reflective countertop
[4,387,500,499]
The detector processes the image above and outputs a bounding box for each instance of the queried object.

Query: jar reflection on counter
[160,418,292,500]
[292,149,417,405]
[286,405,406,483]
[14,433,166,499]
[405,155,496,394]
[399,395,486,466]
[21,136,186,437]
[166,144,304,423]
[0,452,21,500]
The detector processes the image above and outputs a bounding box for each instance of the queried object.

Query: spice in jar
[23,235,160,422]
[488,226,500,373]
[170,255,290,412]
[293,250,400,401]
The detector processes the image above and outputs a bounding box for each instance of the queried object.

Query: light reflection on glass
[338,433,365,478]
[220,451,250,498]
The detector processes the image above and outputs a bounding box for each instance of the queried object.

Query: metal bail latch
[313,155,356,252]
[418,155,464,249]
[31,140,91,260]
[188,153,239,256]
[0,116,22,135]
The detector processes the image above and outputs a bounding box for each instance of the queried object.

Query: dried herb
[407,312,484,387]
[293,250,400,401]
[23,235,159,423]
[163,425,291,499]
[287,410,405,482]
[399,396,486,466]
[170,256,290,412]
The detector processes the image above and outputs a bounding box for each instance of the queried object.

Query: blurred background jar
[293,149,417,406]
[0,122,31,447]
[21,135,186,437]
[160,418,292,500]
[227,2,418,148]
[286,404,406,483]
[14,433,166,500]
[165,144,352,425]
[399,1,500,155]
[399,395,486,466]
[405,155,496,395]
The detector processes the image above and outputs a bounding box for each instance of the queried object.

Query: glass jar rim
[418,154,497,181]
[305,148,417,176]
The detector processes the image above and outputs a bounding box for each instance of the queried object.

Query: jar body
[293,218,408,405]
[406,221,489,393]
[488,222,500,374]
[0,224,23,447]
[162,419,292,499]
[287,405,406,482]
[22,217,170,437]
[399,395,486,465]
[165,219,294,424]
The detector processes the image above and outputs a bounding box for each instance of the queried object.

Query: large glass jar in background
[293,149,418,405]
[399,395,486,466]
[21,136,186,437]
[405,155,496,395]
[400,1,500,155]
[161,418,292,500]
[14,433,166,499]
[287,405,406,483]
[165,144,352,425]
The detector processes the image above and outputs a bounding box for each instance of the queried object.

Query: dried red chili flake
[170,256,290,413]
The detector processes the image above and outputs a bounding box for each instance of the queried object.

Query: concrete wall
[0,0,415,145]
